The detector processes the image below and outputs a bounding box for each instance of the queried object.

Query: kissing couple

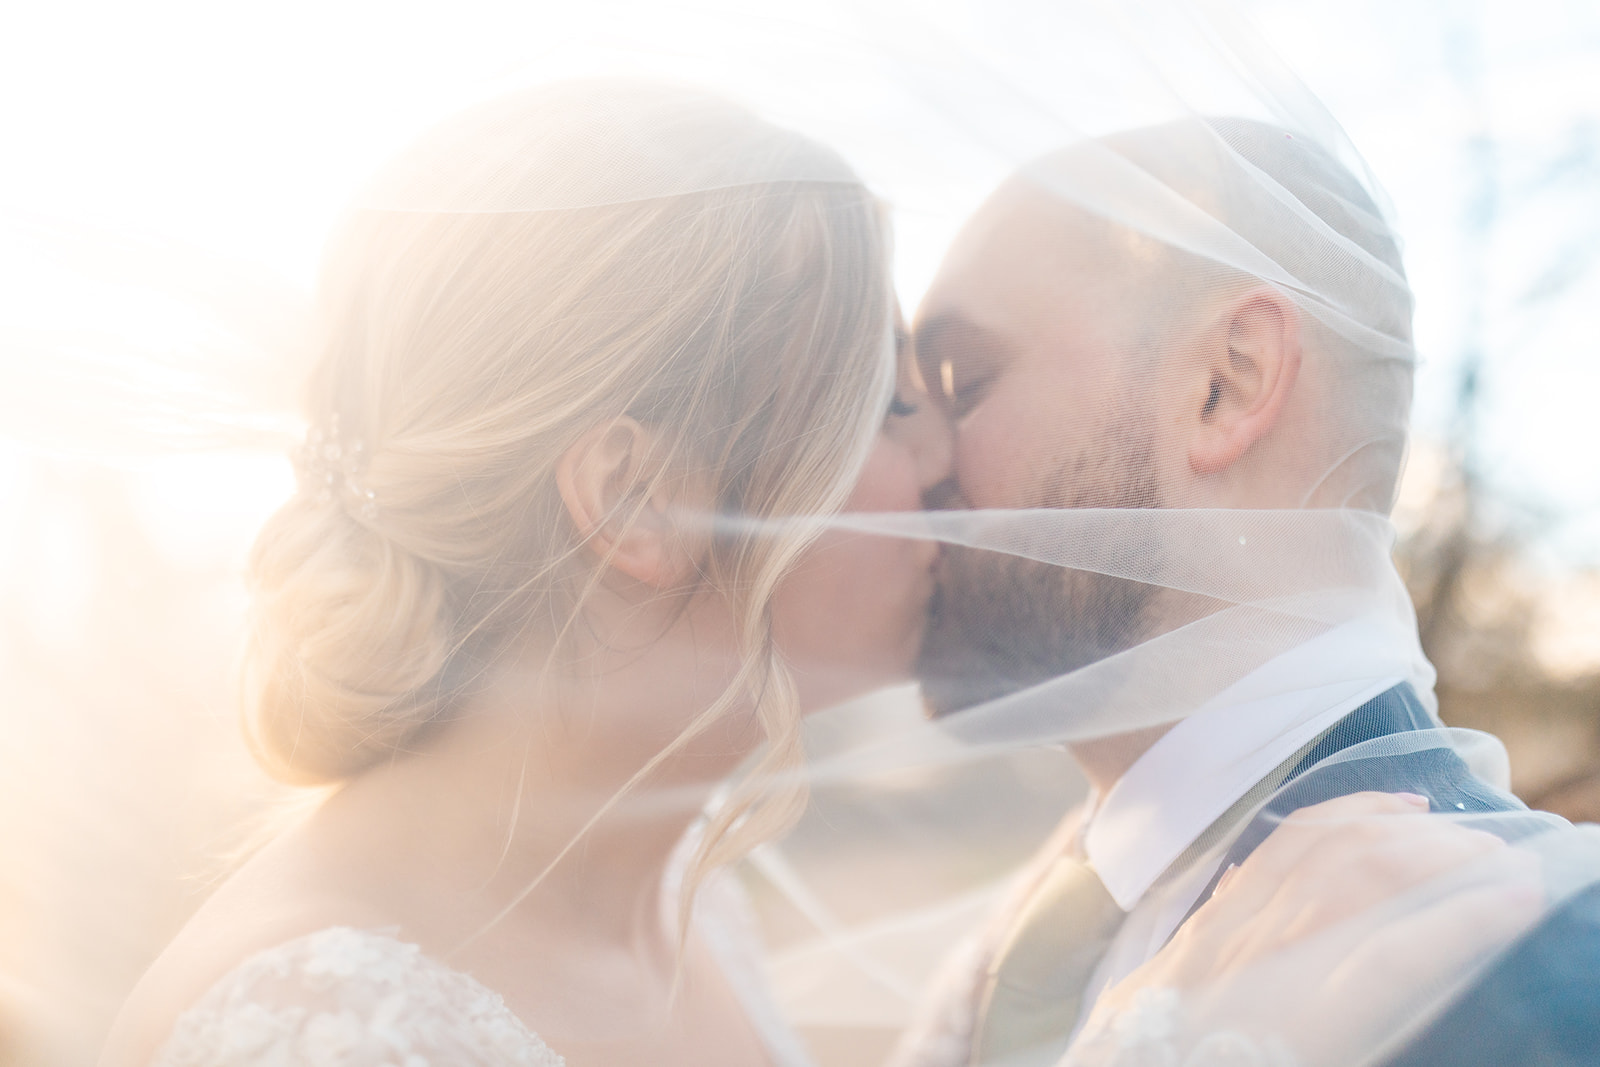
[104,73,1600,1067]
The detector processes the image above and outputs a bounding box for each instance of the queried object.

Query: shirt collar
[1083,617,1422,911]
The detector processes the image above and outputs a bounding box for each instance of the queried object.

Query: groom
[897,119,1600,1066]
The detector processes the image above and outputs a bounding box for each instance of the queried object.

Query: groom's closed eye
[914,313,1014,419]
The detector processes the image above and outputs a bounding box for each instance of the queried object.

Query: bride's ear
[1186,286,1302,475]
[555,419,709,589]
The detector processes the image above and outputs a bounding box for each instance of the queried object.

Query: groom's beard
[916,440,1162,720]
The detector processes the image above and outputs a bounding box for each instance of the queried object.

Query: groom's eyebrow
[914,313,1017,402]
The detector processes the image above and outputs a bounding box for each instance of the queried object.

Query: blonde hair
[244,84,891,897]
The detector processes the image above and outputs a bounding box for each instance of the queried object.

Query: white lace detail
[151,926,564,1067]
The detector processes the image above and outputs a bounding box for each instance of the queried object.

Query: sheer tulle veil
[3,2,1596,1065]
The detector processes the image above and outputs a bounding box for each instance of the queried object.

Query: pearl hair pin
[294,415,378,521]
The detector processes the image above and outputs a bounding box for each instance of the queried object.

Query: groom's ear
[1185,286,1302,475]
[555,418,708,589]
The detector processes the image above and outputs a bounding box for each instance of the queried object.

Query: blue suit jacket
[1199,684,1600,1066]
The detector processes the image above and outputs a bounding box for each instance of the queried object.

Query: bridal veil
[3,2,1596,1065]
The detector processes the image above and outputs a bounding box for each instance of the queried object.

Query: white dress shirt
[1075,615,1432,1006]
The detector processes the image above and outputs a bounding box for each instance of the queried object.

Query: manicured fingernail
[1394,792,1431,809]
[1216,862,1240,893]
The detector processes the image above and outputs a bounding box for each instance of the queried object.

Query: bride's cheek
[769,457,934,702]
[842,435,917,512]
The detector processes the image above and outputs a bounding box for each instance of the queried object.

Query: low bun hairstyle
[242,76,894,879]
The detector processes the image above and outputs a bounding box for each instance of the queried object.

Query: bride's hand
[1072,792,1544,1066]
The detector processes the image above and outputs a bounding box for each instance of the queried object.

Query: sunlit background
[1,1,1597,1063]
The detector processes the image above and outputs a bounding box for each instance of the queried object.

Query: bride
[99,81,1537,1067]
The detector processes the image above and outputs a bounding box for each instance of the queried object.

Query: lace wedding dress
[151,926,564,1067]
[151,851,815,1067]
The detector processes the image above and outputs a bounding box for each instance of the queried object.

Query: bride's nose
[891,307,953,496]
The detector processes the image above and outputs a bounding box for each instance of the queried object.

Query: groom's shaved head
[914,118,1413,718]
